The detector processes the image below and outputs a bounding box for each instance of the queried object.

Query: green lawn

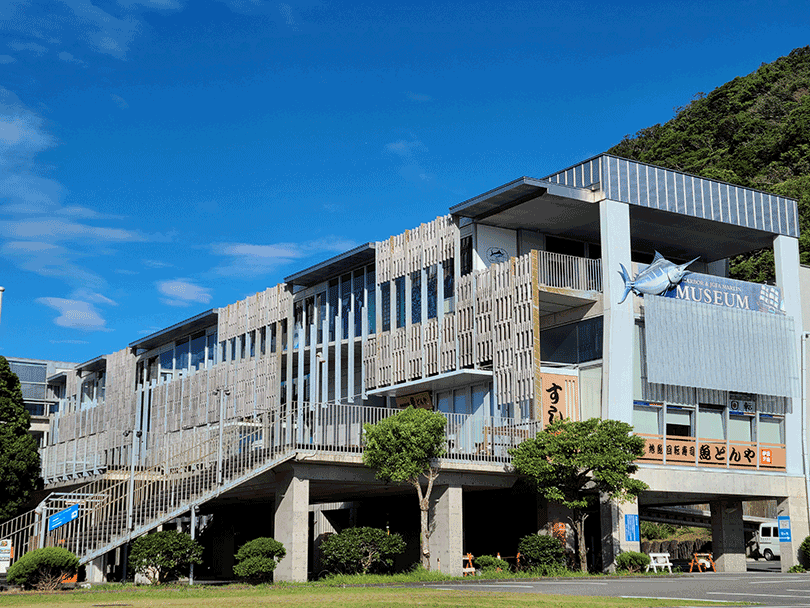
[0,584,734,608]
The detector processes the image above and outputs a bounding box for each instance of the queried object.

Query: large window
[666,407,692,437]
[411,270,422,324]
[366,268,376,334]
[381,281,391,331]
[540,317,603,364]
[395,276,406,329]
[698,405,724,440]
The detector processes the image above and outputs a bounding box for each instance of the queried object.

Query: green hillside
[608,46,810,282]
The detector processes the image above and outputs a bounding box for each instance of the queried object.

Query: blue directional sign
[625,514,640,542]
[48,504,79,532]
[778,515,792,543]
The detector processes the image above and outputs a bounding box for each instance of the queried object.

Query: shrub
[800,535,810,566]
[788,564,806,573]
[129,530,203,584]
[616,551,650,573]
[320,527,406,574]
[233,537,286,582]
[473,554,510,572]
[6,547,79,590]
[517,534,565,572]
[640,522,676,540]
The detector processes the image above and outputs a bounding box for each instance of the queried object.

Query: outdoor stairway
[1,401,534,568]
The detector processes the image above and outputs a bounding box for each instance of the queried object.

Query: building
[4,154,809,581]
[4,357,76,449]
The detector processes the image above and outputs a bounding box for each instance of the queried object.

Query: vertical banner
[778,515,792,542]
[537,373,578,426]
[625,514,640,542]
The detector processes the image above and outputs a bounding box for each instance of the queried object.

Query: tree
[509,418,648,572]
[233,537,286,582]
[362,406,446,570]
[320,527,406,574]
[129,530,203,584]
[0,356,41,521]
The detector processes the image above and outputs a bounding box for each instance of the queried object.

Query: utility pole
[0,286,5,324]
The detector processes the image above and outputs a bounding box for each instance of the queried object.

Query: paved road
[426,571,810,606]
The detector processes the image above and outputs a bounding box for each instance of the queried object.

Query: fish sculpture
[618,252,699,304]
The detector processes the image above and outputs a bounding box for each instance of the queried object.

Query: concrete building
[4,154,809,581]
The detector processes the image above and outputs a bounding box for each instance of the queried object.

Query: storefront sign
[395,392,432,410]
[664,273,783,314]
[728,392,756,414]
[537,374,578,426]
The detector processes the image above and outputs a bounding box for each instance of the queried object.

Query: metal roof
[129,309,217,352]
[284,243,376,287]
[449,177,549,220]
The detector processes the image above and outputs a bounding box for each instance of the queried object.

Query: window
[249,330,256,358]
[633,404,661,435]
[207,331,218,366]
[259,327,267,356]
[354,271,364,337]
[728,412,753,442]
[270,323,277,353]
[460,236,473,276]
[540,317,603,364]
[366,268,376,334]
[317,293,326,344]
[427,265,437,319]
[176,339,190,372]
[395,276,406,328]
[341,273,351,338]
[190,332,206,371]
[666,407,692,437]
[328,280,339,341]
[381,281,391,331]
[411,270,422,324]
[698,405,724,440]
[443,260,454,313]
[759,415,784,444]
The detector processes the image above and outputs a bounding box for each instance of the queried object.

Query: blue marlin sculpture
[618,252,699,304]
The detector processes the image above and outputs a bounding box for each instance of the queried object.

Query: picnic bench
[645,552,673,573]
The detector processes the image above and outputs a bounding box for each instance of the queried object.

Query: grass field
[0,584,732,608]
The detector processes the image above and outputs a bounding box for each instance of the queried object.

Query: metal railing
[537,250,602,292]
[5,402,535,567]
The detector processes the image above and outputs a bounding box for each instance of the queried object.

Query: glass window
[270,323,277,353]
[453,389,469,415]
[160,349,174,373]
[207,331,218,366]
[381,281,391,331]
[305,297,314,346]
[728,413,753,442]
[328,280,339,341]
[229,337,237,361]
[341,273,351,338]
[281,320,288,352]
[190,332,206,371]
[443,260,454,313]
[698,405,725,440]
[293,302,303,349]
[249,330,256,358]
[395,276,406,328]
[472,384,490,417]
[366,267,376,334]
[239,334,246,360]
[354,271,364,337]
[759,415,784,444]
[317,292,326,344]
[666,407,692,437]
[633,405,660,435]
[540,324,577,364]
[461,236,473,276]
[437,391,451,413]
[427,265,437,319]
[259,327,266,356]
[761,527,772,538]
[411,270,422,324]
[219,341,226,364]
[176,339,190,372]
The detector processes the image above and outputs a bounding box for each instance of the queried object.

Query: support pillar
[428,484,463,576]
[86,554,106,583]
[598,199,634,423]
[710,499,746,572]
[778,488,810,572]
[536,499,575,557]
[599,497,640,572]
[274,471,310,582]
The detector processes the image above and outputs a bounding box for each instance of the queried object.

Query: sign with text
[395,392,433,410]
[664,272,783,314]
[537,374,578,426]
[625,514,640,543]
[48,504,79,532]
[778,516,792,542]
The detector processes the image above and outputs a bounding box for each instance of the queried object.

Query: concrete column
[710,499,746,572]
[86,554,106,583]
[599,497,640,572]
[274,471,310,582]
[537,499,575,556]
[428,484,463,576]
[598,199,634,423]
[777,487,810,572]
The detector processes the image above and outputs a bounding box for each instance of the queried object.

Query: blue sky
[1,0,809,363]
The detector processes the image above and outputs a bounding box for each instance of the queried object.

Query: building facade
[7,154,808,581]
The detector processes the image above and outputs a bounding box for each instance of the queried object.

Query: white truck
[754,521,781,561]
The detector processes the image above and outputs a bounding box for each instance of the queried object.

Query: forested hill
[608,46,810,283]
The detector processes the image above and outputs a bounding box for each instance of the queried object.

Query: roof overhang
[47,370,69,384]
[367,369,493,398]
[129,309,217,353]
[76,355,106,374]
[285,243,376,287]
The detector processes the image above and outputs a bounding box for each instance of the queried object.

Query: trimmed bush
[7,547,79,590]
[233,537,286,582]
[473,554,510,572]
[517,534,565,572]
[320,527,406,574]
[129,530,203,584]
[616,551,650,573]
[800,535,810,566]
[788,564,807,573]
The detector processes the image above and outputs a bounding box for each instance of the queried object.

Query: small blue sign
[778,515,792,543]
[48,504,79,532]
[625,514,640,543]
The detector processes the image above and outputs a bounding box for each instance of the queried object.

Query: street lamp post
[0,286,5,324]
[121,428,142,582]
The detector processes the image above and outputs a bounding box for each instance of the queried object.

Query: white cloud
[278,3,299,31]
[8,41,47,55]
[407,92,432,102]
[58,51,86,66]
[50,339,90,344]
[57,0,141,60]
[110,94,129,109]
[2,241,106,289]
[72,289,118,306]
[36,297,111,331]
[211,237,358,278]
[0,55,16,64]
[143,259,174,269]
[157,278,212,307]
[385,138,426,158]
[0,218,147,242]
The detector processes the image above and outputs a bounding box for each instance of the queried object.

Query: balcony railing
[537,250,602,292]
